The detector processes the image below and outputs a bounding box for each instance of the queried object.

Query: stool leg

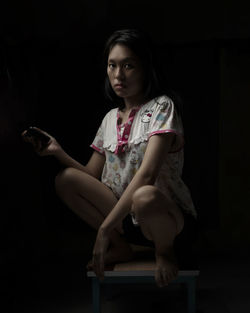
[104,284,114,301]
[92,277,101,313]
[187,278,196,313]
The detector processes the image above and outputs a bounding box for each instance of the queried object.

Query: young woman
[22,29,197,288]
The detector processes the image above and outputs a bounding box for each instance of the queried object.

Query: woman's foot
[86,241,134,270]
[155,248,179,288]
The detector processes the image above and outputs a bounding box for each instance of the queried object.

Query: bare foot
[155,249,178,288]
[86,241,134,271]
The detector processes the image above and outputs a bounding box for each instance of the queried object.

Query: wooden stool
[87,256,199,313]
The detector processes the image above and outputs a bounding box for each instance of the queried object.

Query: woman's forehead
[108,44,138,62]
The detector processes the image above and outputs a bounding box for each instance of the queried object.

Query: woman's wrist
[99,223,112,236]
[53,147,66,158]
[53,148,71,165]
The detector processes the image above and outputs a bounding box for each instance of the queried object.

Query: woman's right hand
[22,127,62,157]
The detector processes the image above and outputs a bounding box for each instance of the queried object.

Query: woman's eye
[108,63,115,69]
[124,63,133,69]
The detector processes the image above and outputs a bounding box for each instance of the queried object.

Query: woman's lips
[114,84,126,89]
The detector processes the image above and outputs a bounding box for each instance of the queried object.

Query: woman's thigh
[131,185,185,239]
[55,167,118,217]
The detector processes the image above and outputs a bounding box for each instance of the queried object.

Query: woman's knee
[55,167,77,194]
[132,185,162,218]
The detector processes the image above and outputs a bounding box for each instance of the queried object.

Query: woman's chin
[114,90,127,98]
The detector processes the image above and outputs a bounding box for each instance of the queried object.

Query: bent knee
[133,185,159,203]
[132,185,185,235]
[55,167,78,194]
[132,185,162,217]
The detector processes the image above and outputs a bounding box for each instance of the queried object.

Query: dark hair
[103,29,183,116]
[103,29,164,109]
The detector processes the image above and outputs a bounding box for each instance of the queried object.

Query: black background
[1,1,250,311]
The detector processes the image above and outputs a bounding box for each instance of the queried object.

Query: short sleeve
[90,108,118,155]
[148,97,184,152]
[90,124,105,155]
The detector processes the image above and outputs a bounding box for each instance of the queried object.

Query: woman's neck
[123,95,148,112]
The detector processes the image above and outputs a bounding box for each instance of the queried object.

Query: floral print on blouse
[91,95,197,218]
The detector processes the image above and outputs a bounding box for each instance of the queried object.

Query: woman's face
[107,44,145,104]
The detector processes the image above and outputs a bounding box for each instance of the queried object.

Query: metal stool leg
[187,277,196,313]
[92,277,101,313]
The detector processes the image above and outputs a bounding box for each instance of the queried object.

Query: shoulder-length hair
[103,29,183,116]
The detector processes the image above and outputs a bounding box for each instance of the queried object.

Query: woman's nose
[115,67,124,79]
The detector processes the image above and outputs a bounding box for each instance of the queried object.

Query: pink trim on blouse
[90,144,105,155]
[115,105,142,155]
[148,130,185,153]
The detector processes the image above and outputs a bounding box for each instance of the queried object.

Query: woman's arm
[100,133,175,234]
[54,149,105,179]
[22,127,105,179]
[92,133,175,279]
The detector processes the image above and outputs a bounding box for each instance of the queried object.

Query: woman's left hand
[92,227,110,280]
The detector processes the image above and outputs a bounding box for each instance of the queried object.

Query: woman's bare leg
[131,185,184,287]
[55,167,133,264]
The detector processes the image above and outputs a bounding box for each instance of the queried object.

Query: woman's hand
[92,227,110,280]
[22,127,62,156]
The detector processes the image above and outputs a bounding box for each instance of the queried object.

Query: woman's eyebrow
[108,57,136,63]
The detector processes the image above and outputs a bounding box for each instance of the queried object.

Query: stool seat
[87,258,199,313]
[87,259,200,277]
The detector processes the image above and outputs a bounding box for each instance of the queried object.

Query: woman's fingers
[155,268,163,287]
[23,135,46,154]
[93,253,105,280]
[92,228,110,280]
[28,136,42,152]
[21,127,52,143]
[21,130,32,142]
[99,256,105,280]
[32,126,52,138]
[21,127,55,156]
